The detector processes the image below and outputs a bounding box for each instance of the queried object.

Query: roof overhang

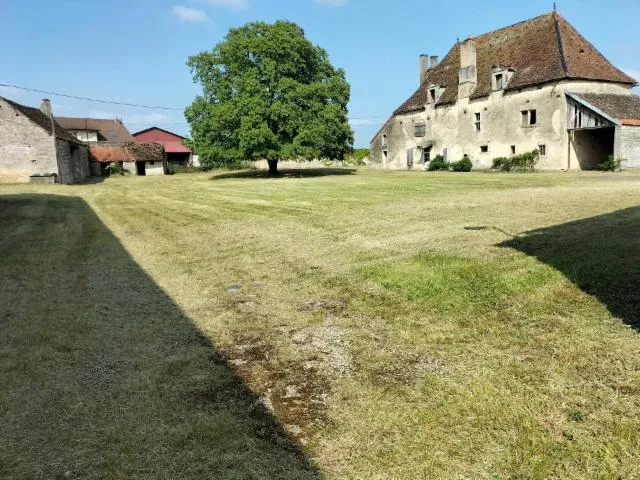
[566,92,622,127]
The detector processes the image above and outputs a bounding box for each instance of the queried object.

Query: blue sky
[1,0,638,147]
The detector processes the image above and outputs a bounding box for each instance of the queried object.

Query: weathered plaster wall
[145,161,164,176]
[0,98,59,182]
[615,126,640,168]
[69,130,98,142]
[371,80,634,171]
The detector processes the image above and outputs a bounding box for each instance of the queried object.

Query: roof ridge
[553,11,569,78]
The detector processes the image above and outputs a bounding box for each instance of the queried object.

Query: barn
[132,127,193,168]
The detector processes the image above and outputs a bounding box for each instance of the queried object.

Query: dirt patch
[290,318,352,375]
[222,333,332,442]
[368,352,443,386]
[298,299,345,314]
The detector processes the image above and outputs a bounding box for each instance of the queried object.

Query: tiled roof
[575,93,640,126]
[55,117,135,142]
[89,142,165,163]
[1,97,80,143]
[394,12,636,115]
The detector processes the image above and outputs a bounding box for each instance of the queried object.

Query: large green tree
[185,21,354,175]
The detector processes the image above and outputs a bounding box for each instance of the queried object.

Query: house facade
[0,97,90,184]
[371,12,640,171]
[89,142,166,176]
[132,127,193,167]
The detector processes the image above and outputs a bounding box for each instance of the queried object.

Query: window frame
[538,144,547,156]
[474,112,482,133]
[414,122,426,137]
[521,109,538,127]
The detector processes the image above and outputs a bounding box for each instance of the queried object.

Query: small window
[474,112,481,133]
[406,149,414,167]
[424,147,431,163]
[522,109,537,127]
[382,134,388,148]
[539,145,547,156]
[150,161,155,166]
[428,88,437,103]
[495,73,504,90]
[480,145,489,153]
[414,123,426,137]
[511,145,516,155]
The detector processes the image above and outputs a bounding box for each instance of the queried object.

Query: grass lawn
[1,168,640,479]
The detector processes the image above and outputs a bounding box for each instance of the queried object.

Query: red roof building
[132,127,192,166]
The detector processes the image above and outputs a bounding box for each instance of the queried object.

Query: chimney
[40,98,56,138]
[458,39,477,99]
[419,54,429,85]
[40,98,52,117]
[430,55,439,68]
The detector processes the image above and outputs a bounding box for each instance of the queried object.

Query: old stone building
[371,11,640,170]
[0,97,90,183]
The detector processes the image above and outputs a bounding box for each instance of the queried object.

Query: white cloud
[128,112,170,124]
[172,5,210,22]
[199,0,248,10]
[313,0,348,6]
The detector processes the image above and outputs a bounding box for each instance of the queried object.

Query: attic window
[495,74,504,90]
[428,88,437,103]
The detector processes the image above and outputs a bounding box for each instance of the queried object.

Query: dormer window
[426,85,444,104]
[492,67,514,91]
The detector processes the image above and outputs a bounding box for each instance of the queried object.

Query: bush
[344,148,369,166]
[427,155,449,171]
[598,155,624,172]
[105,162,127,176]
[450,158,473,172]
[492,149,539,172]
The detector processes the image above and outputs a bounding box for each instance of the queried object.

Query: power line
[1,81,389,122]
[0,83,185,111]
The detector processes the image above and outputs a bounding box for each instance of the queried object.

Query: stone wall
[0,98,59,183]
[371,80,634,171]
[615,126,640,168]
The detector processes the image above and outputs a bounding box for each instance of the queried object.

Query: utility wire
[1,82,389,121]
[0,83,185,111]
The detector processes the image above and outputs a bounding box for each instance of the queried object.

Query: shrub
[344,148,369,166]
[450,158,473,172]
[105,162,126,176]
[427,155,449,171]
[492,149,539,172]
[598,155,624,172]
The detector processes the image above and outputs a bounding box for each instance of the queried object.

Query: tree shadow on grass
[0,194,321,479]
[211,168,356,180]
[498,207,640,330]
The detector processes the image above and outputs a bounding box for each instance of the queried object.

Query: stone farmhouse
[370,11,640,170]
[0,97,166,183]
[0,97,90,183]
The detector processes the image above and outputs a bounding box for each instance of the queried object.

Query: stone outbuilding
[0,97,90,183]
[371,11,640,170]
[88,142,166,176]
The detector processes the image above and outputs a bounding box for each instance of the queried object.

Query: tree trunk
[267,159,279,176]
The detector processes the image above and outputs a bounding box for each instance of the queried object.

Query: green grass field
[1,168,640,479]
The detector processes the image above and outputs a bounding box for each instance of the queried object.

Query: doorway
[135,161,146,176]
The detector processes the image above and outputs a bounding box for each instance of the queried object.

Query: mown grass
[1,168,640,479]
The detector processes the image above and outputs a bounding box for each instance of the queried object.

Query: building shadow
[0,194,321,479]
[211,168,356,180]
[498,207,640,330]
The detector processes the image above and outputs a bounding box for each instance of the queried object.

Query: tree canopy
[185,20,353,174]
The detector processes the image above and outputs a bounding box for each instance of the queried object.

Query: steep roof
[89,141,165,163]
[55,117,135,142]
[1,97,80,143]
[394,12,636,115]
[574,93,640,126]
